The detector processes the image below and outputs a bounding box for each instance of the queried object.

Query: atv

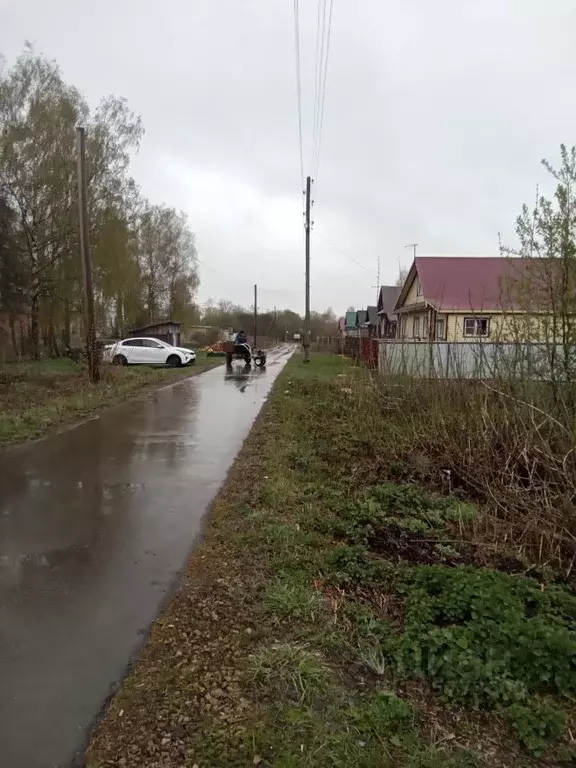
[223,341,266,368]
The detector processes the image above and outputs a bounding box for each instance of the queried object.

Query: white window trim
[413,316,420,338]
[436,317,446,340]
[463,316,490,337]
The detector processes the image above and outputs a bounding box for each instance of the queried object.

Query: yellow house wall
[446,313,545,342]
[400,312,429,339]
[402,273,422,308]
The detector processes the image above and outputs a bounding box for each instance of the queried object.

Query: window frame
[413,316,420,338]
[143,338,165,349]
[463,316,490,338]
[436,317,446,341]
[416,277,423,296]
[123,338,144,347]
[422,315,429,339]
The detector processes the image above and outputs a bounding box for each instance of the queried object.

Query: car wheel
[166,354,181,368]
[113,354,128,366]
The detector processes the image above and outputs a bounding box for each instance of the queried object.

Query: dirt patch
[369,524,477,566]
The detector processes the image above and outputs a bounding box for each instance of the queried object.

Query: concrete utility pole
[76,126,100,384]
[370,256,381,303]
[303,175,311,362]
[253,284,258,347]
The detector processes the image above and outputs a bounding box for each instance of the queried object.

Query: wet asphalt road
[0,346,292,768]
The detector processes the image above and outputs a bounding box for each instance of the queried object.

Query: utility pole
[370,256,381,304]
[303,175,311,362]
[253,283,258,347]
[370,257,381,337]
[76,126,100,383]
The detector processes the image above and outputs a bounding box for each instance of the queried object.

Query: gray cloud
[2,0,575,314]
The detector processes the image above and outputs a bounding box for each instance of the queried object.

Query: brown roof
[396,257,554,312]
[130,320,182,333]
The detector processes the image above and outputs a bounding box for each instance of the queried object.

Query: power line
[313,0,334,184]
[292,0,305,192]
[312,0,328,173]
[314,230,371,273]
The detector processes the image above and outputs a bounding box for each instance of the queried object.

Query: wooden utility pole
[76,126,100,383]
[303,175,311,362]
[253,284,258,347]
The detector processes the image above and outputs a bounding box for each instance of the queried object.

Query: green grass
[87,353,576,768]
[287,351,356,379]
[0,353,221,447]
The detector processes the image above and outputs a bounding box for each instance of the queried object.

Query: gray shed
[129,321,182,346]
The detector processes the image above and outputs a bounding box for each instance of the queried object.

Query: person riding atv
[224,330,267,368]
[234,329,248,345]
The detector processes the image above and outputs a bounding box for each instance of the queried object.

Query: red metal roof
[410,257,531,311]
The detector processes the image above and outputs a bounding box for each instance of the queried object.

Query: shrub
[329,484,477,545]
[393,566,576,712]
[505,701,565,755]
[323,544,394,585]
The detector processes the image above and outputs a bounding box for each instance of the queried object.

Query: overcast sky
[1,0,575,314]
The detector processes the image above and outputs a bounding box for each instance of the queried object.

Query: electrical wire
[293,0,305,193]
[314,0,334,184]
[312,0,328,173]
[314,231,371,273]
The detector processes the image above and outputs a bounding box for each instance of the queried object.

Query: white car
[103,337,196,368]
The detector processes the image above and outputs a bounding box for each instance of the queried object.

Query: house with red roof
[394,256,549,342]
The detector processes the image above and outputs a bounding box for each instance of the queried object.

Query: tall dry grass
[351,353,576,573]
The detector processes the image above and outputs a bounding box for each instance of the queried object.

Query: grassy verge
[87,354,576,768]
[0,354,222,448]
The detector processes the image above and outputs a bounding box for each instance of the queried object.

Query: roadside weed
[248,643,332,704]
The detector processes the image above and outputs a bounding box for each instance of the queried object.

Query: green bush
[505,701,565,755]
[329,484,477,545]
[323,544,394,585]
[393,565,576,714]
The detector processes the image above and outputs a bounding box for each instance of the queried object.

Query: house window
[416,277,423,296]
[422,316,429,339]
[413,316,420,338]
[463,317,490,337]
[436,317,446,340]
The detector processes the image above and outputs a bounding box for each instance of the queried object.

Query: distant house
[377,286,400,338]
[394,256,555,342]
[343,310,357,335]
[356,309,368,336]
[129,320,182,346]
[366,305,378,335]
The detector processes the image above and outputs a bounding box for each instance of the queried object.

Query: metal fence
[377,340,567,380]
